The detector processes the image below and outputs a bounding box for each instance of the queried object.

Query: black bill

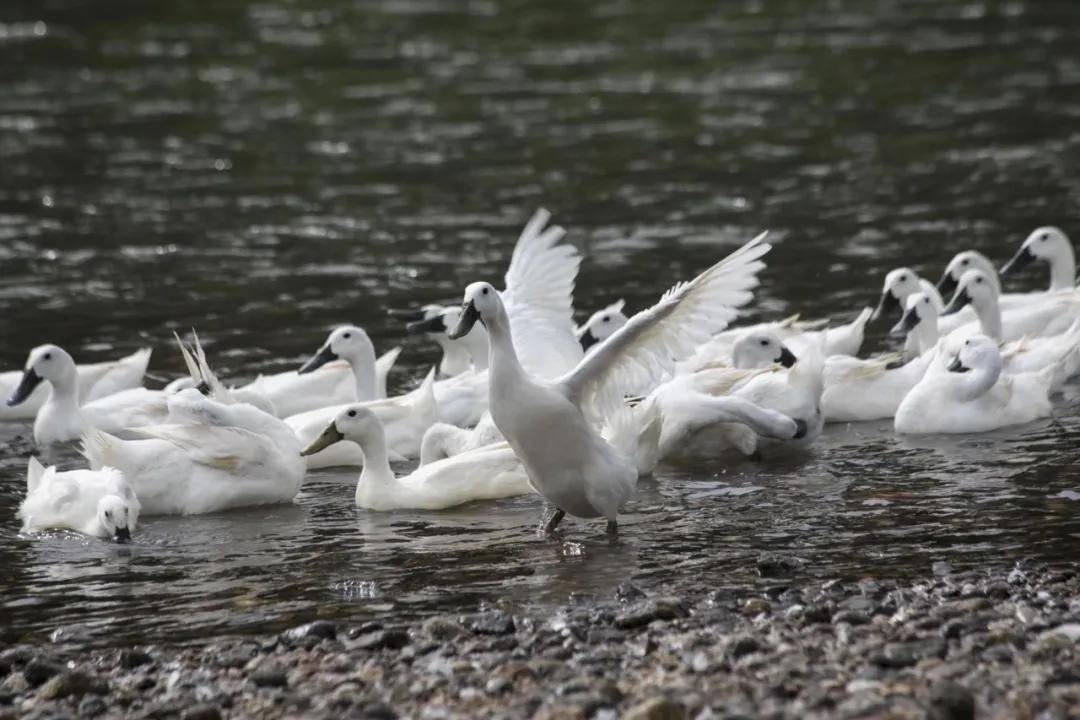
[7,368,43,407]
[947,356,970,373]
[871,291,901,322]
[298,345,339,374]
[114,526,132,543]
[936,271,958,297]
[941,287,972,316]
[578,328,599,351]
[447,301,480,340]
[1000,245,1036,277]
[406,315,448,335]
[890,307,921,338]
[777,345,798,368]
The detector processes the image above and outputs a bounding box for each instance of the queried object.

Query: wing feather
[559,233,771,421]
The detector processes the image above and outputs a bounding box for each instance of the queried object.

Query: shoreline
[2,561,1077,719]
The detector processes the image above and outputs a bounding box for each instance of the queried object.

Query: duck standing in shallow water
[447,233,771,535]
[894,336,1057,435]
[18,457,140,542]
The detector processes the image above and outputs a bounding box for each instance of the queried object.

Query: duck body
[895,336,1055,434]
[18,457,139,541]
[82,390,305,515]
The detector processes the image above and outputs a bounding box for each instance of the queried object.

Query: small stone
[986,581,1011,599]
[740,598,772,617]
[615,598,688,629]
[354,629,410,651]
[360,701,398,719]
[927,681,975,720]
[78,696,108,718]
[23,658,64,687]
[623,696,685,720]
[615,583,646,602]
[250,665,288,688]
[469,611,515,636]
[282,620,337,644]
[117,648,153,669]
[486,676,510,694]
[422,616,463,641]
[757,553,805,577]
[833,610,871,626]
[875,639,945,669]
[1042,623,1080,642]
[181,704,222,720]
[37,670,108,700]
[728,635,762,659]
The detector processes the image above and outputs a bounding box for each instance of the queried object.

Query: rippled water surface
[2,0,1079,649]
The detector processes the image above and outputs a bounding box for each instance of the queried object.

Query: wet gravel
[2,560,1077,719]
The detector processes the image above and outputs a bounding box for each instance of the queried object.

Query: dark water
[1,0,1079,649]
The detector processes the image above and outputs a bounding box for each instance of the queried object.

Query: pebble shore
[2,560,1077,720]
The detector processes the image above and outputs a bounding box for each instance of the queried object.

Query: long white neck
[914,312,940,355]
[354,427,396,503]
[434,336,471,377]
[46,364,82,415]
[485,303,529,408]
[347,345,378,401]
[460,325,490,372]
[1049,242,1076,292]
[951,354,1001,402]
[972,293,1003,341]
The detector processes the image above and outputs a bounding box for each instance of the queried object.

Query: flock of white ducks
[5,213,1078,540]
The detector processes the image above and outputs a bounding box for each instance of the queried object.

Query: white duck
[7,345,168,445]
[895,336,1056,434]
[446,232,771,534]
[937,250,1042,311]
[237,340,400,418]
[576,300,629,352]
[0,348,152,422]
[1000,226,1076,293]
[942,269,1080,343]
[286,368,438,468]
[301,405,532,511]
[18,457,140,542]
[81,387,306,515]
[634,332,808,465]
[390,304,475,378]
[892,290,1080,388]
[405,308,491,427]
[405,306,490,372]
[296,325,392,403]
[871,267,974,341]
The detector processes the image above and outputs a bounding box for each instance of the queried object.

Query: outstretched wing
[132,424,267,472]
[559,233,771,421]
[499,208,584,379]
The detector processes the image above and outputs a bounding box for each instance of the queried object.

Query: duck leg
[605,519,618,535]
[542,508,565,534]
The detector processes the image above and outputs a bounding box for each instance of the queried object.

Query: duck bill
[578,328,599,351]
[298,345,338,374]
[890,308,920,338]
[871,291,900,322]
[301,423,345,456]
[936,272,958,297]
[947,356,970,373]
[387,307,428,322]
[7,368,43,407]
[777,345,798,368]
[1000,246,1036,277]
[941,288,972,316]
[114,526,132,543]
[406,315,448,335]
[447,302,480,340]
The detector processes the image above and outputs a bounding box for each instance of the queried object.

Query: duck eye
[960,259,968,265]
[602,316,610,323]
[975,277,983,283]
[759,339,768,346]
[343,333,351,339]
[104,511,112,520]
[899,274,907,281]
[43,353,52,360]
[347,410,357,418]
[481,287,489,296]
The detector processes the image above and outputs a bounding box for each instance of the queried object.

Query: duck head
[872,268,920,322]
[448,282,500,339]
[942,269,995,316]
[947,335,999,374]
[7,344,76,406]
[890,292,935,338]
[731,331,797,370]
[576,300,628,351]
[938,250,997,297]
[301,405,380,456]
[97,492,138,543]
[299,325,374,374]
[1001,226,1072,277]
